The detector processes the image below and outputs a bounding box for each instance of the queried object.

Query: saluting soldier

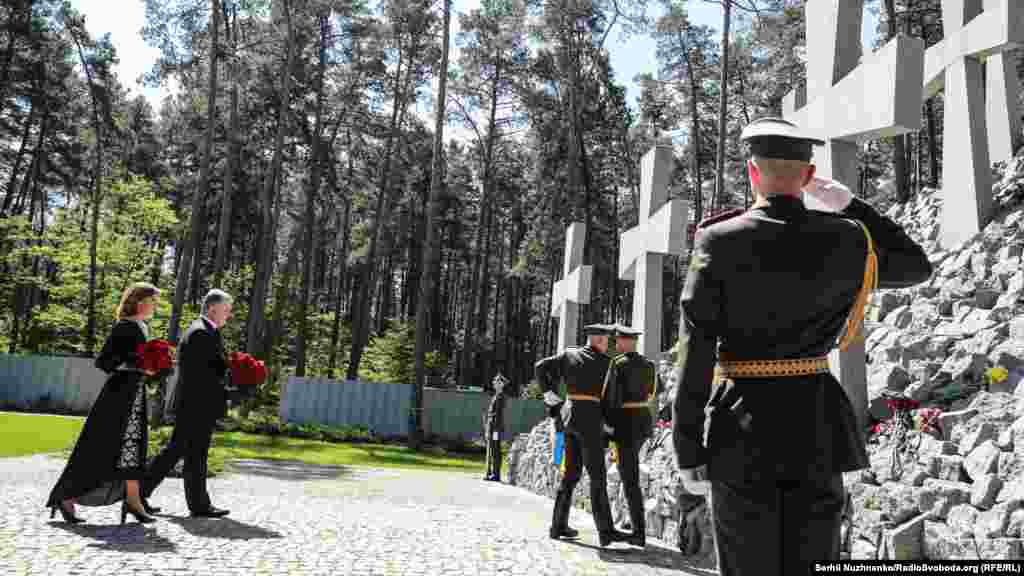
[602,324,661,548]
[483,372,509,482]
[671,117,933,576]
[536,323,628,547]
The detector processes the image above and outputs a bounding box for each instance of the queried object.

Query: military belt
[716,356,830,379]
[622,402,650,409]
[568,394,601,402]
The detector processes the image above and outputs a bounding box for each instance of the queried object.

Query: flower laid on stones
[655,419,671,430]
[136,340,175,374]
[229,351,268,387]
[986,366,1010,387]
[885,397,920,412]
[914,407,943,436]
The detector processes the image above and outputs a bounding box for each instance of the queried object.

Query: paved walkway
[0,455,711,576]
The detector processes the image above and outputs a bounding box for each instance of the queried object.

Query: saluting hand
[802,176,852,212]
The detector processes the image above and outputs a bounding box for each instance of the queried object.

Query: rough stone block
[947,504,981,538]
[917,479,972,519]
[961,424,999,455]
[976,501,1024,541]
[923,521,977,559]
[886,512,929,560]
[971,474,1004,510]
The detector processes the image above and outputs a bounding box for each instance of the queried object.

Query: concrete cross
[783,0,925,432]
[550,222,592,353]
[921,0,1023,248]
[618,144,688,356]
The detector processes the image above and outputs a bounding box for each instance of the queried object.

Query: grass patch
[1,413,484,474]
[210,431,485,472]
[0,412,83,457]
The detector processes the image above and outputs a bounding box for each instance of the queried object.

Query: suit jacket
[174,317,229,428]
[485,391,507,438]
[534,345,611,439]
[672,196,933,482]
[603,352,658,442]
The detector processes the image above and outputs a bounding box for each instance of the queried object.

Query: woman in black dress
[46,282,161,525]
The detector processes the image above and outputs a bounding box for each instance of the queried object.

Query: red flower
[229,351,268,387]
[136,340,176,374]
[885,397,920,412]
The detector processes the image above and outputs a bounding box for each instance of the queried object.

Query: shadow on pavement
[562,538,717,574]
[163,516,283,540]
[227,459,354,481]
[50,521,177,553]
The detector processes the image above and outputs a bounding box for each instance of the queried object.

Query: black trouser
[485,426,502,480]
[143,421,215,512]
[614,434,645,536]
[552,427,614,534]
[709,474,844,576]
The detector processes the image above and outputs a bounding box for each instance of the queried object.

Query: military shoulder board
[697,208,745,229]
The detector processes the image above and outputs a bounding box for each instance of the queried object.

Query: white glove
[680,465,711,496]
[543,391,562,406]
[802,176,852,212]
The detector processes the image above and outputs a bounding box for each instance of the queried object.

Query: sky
[69,0,878,133]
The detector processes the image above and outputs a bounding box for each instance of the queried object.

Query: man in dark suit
[483,372,509,482]
[602,324,660,548]
[671,117,933,575]
[535,323,628,547]
[143,289,234,518]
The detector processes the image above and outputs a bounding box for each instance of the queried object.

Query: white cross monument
[783,0,925,431]
[619,144,688,357]
[921,0,1023,248]
[551,222,593,352]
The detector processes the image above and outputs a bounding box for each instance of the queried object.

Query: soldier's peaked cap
[582,323,615,335]
[740,117,824,162]
[612,324,642,337]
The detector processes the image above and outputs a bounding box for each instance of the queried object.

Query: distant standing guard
[602,324,660,548]
[672,117,933,576]
[536,323,628,547]
[483,372,509,482]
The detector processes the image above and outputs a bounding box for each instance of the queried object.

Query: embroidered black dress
[46,320,149,508]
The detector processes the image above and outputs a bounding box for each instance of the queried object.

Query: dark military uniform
[672,118,933,576]
[535,325,619,543]
[603,325,661,546]
[483,377,507,482]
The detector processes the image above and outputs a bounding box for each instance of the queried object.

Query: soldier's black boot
[549,489,578,539]
[627,505,646,547]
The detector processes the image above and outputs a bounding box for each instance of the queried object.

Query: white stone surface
[986,50,1021,164]
[783,0,925,432]
[921,0,1024,248]
[551,222,592,353]
[618,145,688,356]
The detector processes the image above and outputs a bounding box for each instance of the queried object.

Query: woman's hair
[115,282,161,320]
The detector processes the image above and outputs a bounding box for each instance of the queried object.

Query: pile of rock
[506,152,1024,561]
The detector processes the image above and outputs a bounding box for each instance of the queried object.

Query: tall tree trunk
[213,73,240,283]
[681,32,703,222]
[1,99,37,215]
[926,98,939,188]
[247,0,295,355]
[71,26,105,354]
[346,37,415,380]
[296,15,329,377]
[169,0,221,343]
[713,0,731,211]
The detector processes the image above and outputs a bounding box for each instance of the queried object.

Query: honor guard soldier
[602,324,661,548]
[483,372,509,482]
[536,323,628,547]
[672,117,933,576]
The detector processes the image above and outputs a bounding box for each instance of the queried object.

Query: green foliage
[4,177,177,354]
[358,319,446,384]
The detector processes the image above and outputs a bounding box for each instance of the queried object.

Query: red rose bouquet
[229,351,268,388]
[136,340,176,375]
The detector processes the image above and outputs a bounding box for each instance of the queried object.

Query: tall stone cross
[783,0,925,431]
[619,144,688,357]
[921,0,1024,248]
[551,222,592,352]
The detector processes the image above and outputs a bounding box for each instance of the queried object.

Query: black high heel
[141,499,161,515]
[49,502,84,524]
[120,501,156,525]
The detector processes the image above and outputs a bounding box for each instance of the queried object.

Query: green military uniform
[483,374,508,482]
[535,324,624,546]
[602,324,661,547]
[672,118,934,576]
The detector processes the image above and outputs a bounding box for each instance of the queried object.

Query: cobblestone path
[0,455,711,575]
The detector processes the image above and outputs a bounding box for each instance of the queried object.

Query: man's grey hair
[203,289,234,311]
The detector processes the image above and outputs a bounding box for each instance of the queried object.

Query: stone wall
[508,152,1024,562]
